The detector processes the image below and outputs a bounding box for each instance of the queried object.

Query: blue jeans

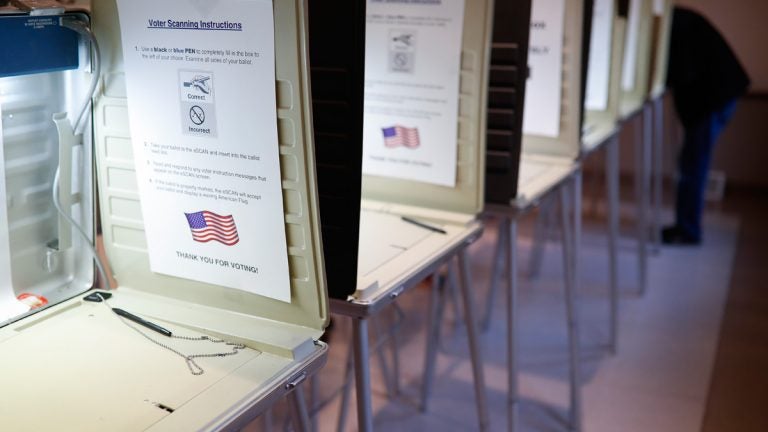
[675,100,738,240]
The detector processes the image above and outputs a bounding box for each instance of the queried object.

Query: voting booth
[619,0,654,118]
[311,0,494,430]
[481,1,592,430]
[0,0,329,430]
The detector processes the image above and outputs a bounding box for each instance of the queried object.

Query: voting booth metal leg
[606,135,621,353]
[458,248,491,431]
[336,339,355,432]
[527,196,555,279]
[352,317,374,432]
[634,108,650,296]
[651,96,665,254]
[482,217,508,332]
[560,177,583,432]
[421,271,445,412]
[288,387,312,432]
[504,216,520,432]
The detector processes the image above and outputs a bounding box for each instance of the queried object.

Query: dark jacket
[666,7,750,126]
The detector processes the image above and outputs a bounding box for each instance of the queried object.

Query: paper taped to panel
[115,0,291,302]
[362,0,466,187]
[522,0,566,138]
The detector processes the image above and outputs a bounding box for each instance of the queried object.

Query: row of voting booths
[0,0,674,431]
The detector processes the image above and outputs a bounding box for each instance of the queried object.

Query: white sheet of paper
[585,0,615,111]
[362,0,465,187]
[522,0,566,138]
[0,105,30,322]
[622,0,642,91]
[653,0,664,15]
[116,0,291,302]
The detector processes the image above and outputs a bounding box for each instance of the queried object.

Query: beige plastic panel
[620,0,654,117]
[361,0,494,217]
[522,0,587,160]
[649,0,672,98]
[584,9,627,142]
[92,0,328,333]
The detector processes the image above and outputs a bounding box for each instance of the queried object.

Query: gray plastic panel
[361,0,494,217]
[649,0,672,98]
[620,0,653,116]
[92,0,328,333]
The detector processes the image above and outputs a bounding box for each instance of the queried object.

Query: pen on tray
[112,307,173,337]
[400,216,447,235]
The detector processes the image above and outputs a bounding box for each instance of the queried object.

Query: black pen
[112,308,173,337]
[401,216,447,235]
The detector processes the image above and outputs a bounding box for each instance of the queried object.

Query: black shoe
[661,226,701,246]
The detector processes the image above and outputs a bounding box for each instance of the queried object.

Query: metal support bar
[527,196,555,278]
[505,217,519,432]
[288,388,311,432]
[352,317,374,432]
[421,271,445,412]
[482,218,508,332]
[606,135,621,353]
[458,249,490,431]
[651,96,665,254]
[559,179,582,432]
[635,108,651,295]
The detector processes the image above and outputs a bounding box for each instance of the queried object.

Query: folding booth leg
[651,96,665,254]
[457,249,490,431]
[527,197,555,278]
[309,374,319,432]
[261,408,273,432]
[505,217,519,432]
[336,338,355,432]
[606,135,621,354]
[482,217,509,332]
[560,180,583,432]
[421,270,446,412]
[352,317,374,432]
[388,305,402,397]
[371,314,396,398]
[288,387,311,432]
[634,109,650,296]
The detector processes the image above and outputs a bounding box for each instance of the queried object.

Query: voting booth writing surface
[582,0,627,151]
[486,0,591,207]
[0,0,329,430]
[619,0,653,117]
[308,0,366,300]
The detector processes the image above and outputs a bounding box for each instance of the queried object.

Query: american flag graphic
[184,211,240,246]
[382,125,420,149]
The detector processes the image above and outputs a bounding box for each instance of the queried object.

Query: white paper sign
[362,0,466,187]
[622,0,642,91]
[585,0,615,111]
[116,0,291,302]
[0,106,30,322]
[523,0,566,138]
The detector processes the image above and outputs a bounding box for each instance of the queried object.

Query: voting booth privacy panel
[521,0,593,159]
[484,0,533,204]
[619,0,654,117]
[583,0,627,148]
[308,0,366,300]
[649,0,672,99]
[361,0,493,218]
[1,0,329,430]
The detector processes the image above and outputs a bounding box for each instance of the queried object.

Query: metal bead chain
[97,294,246,375]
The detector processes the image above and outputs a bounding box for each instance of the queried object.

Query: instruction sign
[585,0,614,111]
[116,0,291,302]
[523,0,566,138]
[362,0,466,187]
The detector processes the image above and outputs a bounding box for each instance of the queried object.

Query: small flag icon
[382,125,420,149]
[184,210,239,246]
